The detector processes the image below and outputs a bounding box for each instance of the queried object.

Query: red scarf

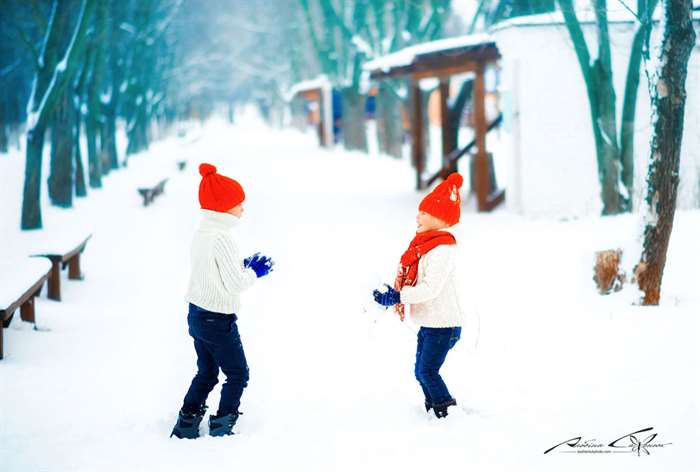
[393,230,456,321]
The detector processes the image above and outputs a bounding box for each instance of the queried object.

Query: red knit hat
[418,172,463,225]
[198,163,245,212]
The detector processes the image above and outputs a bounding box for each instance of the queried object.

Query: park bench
[137,178,168,207]
[31,234,92,302]
[0,257,52,360]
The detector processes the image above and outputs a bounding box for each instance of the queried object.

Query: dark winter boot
[208,412,240,437]
[433,398,457,418]
[424,400,433,412]
[170,405,207,439]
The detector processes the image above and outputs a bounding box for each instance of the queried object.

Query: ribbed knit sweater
[185,210,257,314]
[399,230,464,328]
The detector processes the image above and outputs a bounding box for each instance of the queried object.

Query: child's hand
[247,255,275,278]
[373,284,401,307]
[243,252,262,267]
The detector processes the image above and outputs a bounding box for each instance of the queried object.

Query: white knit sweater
[399,234,464,328]
[185,210,257,314]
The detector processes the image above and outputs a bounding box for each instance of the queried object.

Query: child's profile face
[416,211,449,233]
[227,204,244,218]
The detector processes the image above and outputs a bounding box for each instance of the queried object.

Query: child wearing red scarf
[374,173,465,418]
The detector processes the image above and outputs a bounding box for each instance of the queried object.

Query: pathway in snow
[2,119,699,472]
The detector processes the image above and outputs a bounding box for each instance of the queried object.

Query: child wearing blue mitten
[171,163,273,439]
[374,173,465,418]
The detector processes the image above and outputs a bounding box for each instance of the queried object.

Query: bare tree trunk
[48,88,74,207]
[21,0,95,229]
[23,126,47,229]
[123,0,156,159]
[228,101,235,123]
[85,45,103,189]
[376,83,403,158]
[86,1,107,187]
[74,113,87,197]
[101,96,119,171]
[73,62,88,198]
[0,125,7,154]
[0,97,8,153]
[557,0,634,215]
[619,0,659,202]
[593,0,625,214]
[341,87,368,153]
[100,0,122,172]
[126,108,150,155]
[635,0,695,305]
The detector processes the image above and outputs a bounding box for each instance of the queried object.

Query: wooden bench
[31,234,92,302]
[0,257,52,360]
[137,178,168,207]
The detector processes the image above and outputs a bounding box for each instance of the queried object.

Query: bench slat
[0,258,52,311]
[137,178,168,207]
[31,235,92,301]
[0,273,48,321]
[32,235,92,263]
[1,259,51,360]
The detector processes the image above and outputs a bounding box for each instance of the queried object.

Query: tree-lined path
[2,118,698,471]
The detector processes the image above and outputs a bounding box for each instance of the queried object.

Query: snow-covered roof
[491,7,700,32]
[363,34,496,75]
[284,75,331,102]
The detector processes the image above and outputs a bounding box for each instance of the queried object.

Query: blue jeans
[182,304,249,416]
[415,327,461,405]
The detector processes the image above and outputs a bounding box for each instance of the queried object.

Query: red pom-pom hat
[418,172,463,225]
[198,163,245,212]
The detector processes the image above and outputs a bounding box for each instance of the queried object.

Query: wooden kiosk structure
[365,35,504,211]
[286,75,334,148]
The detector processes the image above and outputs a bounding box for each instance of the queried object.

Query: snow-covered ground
[1,116,698,471]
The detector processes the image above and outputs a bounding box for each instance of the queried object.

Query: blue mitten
[373,284,401,307]
[247,255,274,278]
[244,252,261,268]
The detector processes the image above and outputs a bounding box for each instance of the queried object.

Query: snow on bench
[0,257,52,360]
[22,232,93,302]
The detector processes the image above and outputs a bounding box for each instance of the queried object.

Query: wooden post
[47,259,61,301]
[439,78,454,177]
[20,297,36,324]
[411,79,426,190]
[318,92,326,147]
[473,63,489,211]
[68,254,82,280]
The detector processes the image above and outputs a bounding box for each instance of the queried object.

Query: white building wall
[492,18,700,217]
